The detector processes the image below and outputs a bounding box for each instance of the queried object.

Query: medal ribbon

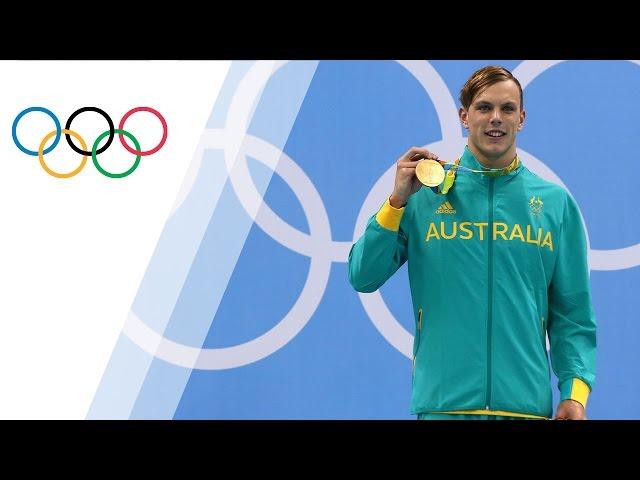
[429,155,520,194]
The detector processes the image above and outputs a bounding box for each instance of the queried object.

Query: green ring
[92,129,141,178]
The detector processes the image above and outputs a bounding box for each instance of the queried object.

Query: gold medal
[415,159,445,187]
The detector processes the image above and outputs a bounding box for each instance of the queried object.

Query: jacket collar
[458,145,523,183]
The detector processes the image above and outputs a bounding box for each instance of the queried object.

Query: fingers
[397,161,420,169]
[403,146,439,162]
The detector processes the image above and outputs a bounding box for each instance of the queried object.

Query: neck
[468,144,517,169]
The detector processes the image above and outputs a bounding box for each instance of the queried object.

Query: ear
[459,107,469,129]
[517,109,526,131]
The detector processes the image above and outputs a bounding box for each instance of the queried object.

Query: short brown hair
[459,65,523,110]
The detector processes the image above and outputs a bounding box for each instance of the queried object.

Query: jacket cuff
[375,197,405,231]
[559,378,591,408]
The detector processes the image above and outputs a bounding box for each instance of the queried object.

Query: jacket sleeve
[348,197,409,293]
[547,192,597,408]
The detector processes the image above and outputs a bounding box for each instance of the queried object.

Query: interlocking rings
[12,106,167,178]
[93,129,142,178]
[38,128,87,179]
[123,60,640,370]
[12,107,61,156]
[119,107,168,156]
[65,107,114,156]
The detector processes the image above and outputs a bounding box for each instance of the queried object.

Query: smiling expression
[459,79,526,168]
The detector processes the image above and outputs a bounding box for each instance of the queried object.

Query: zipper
[486,177,495,410]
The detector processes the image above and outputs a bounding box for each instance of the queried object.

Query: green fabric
[348,146,596,419]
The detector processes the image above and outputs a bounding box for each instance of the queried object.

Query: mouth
[485,130,506,139]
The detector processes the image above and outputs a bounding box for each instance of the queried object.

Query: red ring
[118,107,168,156]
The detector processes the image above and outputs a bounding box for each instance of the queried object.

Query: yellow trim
[481,155,521,177]
[441,171,455,194]
[375,197,405,231]
[438,409,549,419]
[570,378,590,408]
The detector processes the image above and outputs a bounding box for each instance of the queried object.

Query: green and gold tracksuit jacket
[348,147,596,419]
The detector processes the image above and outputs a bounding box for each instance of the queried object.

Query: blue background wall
[90,60,640,419]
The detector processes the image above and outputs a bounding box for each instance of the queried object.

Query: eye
[503,105,515,112]
[478,105,490,111]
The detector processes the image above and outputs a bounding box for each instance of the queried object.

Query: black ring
[65,107,115,156]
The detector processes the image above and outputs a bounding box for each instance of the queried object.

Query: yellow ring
[38,129,87,178]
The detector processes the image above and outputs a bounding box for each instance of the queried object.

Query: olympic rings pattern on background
[12,106,167,178]
[122,60,640,370]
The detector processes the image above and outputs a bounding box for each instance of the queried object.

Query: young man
[348,65,596,420]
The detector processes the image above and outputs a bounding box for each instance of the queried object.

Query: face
[459,79,525,165]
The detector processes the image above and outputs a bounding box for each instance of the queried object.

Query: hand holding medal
[389,146,440,208]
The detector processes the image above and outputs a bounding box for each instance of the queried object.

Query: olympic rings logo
[12,106,168,178]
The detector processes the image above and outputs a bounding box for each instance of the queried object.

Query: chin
[484,142,511,157]
[480,146,507,158]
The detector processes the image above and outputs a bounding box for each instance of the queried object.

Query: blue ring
[12,107,61,156]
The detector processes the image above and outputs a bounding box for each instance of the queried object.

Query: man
[348,65,596,420]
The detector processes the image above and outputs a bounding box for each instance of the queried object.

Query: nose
[490,108,502,125]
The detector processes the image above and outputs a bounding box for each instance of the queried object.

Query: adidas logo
[436,201,456,214]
